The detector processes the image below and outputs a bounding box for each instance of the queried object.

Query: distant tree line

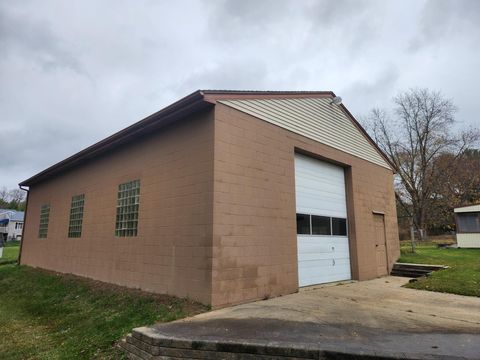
[365,88,480,239]
[0,187,27,211]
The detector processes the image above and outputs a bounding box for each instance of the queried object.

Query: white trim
[454,204,480,213]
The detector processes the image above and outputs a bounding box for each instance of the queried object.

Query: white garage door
[295,153,351,287]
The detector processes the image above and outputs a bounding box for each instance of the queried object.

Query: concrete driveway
[126,277,480,359]
[195,276,480,332]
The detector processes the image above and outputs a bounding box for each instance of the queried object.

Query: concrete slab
[195,277,480,333]
[131,277,480,359]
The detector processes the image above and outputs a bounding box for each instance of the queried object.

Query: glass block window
[115,179,140,237]
[68,194,85,238]
[38,204,50,238]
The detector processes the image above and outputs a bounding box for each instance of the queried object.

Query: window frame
[296,213,348,237]
[455,212,480,234]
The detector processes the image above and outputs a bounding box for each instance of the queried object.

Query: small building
[454,204,480,248]
[19,90,400,308]
[0,209,25,241]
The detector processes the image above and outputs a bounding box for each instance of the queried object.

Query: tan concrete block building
[19,90,400,308]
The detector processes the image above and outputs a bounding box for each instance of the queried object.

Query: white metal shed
[454,204,480,248]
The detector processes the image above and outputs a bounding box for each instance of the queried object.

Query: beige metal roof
[218,97,391,169]
[454,204,480,213]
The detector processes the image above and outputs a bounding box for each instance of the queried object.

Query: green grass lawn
[0,253,207,359]
[399,241,480,297]
[0,240,20,265]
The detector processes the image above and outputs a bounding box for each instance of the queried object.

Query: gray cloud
[180,60,270,92]
[0,4,82,73]
[0,0,479,189]
[342,65,400,113]
[410,0,480,51]
[304,0,385,53]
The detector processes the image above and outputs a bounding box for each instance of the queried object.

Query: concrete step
[391,263,448,278]
[391,270,429,278]
[392,263,447,271]
[123,331,319,359]
[120,336,318,359]
[120,325,468,360]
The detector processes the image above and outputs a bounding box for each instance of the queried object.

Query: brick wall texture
[20,101,400,308]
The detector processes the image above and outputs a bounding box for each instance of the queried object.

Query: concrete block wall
[211,104,399,307]
[20,99,399,309]
[211,105,299,307]
[20,110,215,304]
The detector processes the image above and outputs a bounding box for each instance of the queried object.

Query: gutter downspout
[17,185,29,265]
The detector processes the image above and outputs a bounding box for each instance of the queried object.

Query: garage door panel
[297,178,345,194]
[298,258,335,269]
[316,272,350,283]
[297,237,349,249]
[295,153,351,286]
[301,267,351,279]
[296,160,344,180]
[298,243,350,260]
[295,154,347,218]
[296,189,345,204]
[296,198,346,219]
[298,253,350,262]
[298,257,350,268]
[296,192,346,216]
[300,270,352,287]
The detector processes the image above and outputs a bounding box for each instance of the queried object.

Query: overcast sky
[1,0,479,190]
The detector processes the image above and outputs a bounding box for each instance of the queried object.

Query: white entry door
[295,153,351,287]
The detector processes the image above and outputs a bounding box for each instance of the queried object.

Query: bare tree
[0,187,27,210]
[367,88,480,238]
[0,187,8,203]
[8,189,25,204]
[428,149,480,232]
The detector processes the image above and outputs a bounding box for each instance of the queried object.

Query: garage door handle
[332,259,335,266]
